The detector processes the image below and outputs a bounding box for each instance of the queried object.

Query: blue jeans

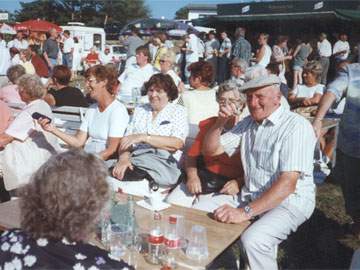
[63,53,73,69]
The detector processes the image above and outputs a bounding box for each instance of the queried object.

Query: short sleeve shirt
[125,102,189,162]
[292,84,324,98]
[79,100,129,153]
[219,37,232,58]
[220,105,316,218]
[43,38,59,59]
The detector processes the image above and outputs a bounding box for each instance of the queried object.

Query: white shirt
[186,33,199,63]
[257,44,272,67]
[0,40,6,48]
[79,100,129,153]
[166,69,181,87]
[292,84,324,98]
[0,47,11,76]
[181,88,219,126]
[11,54,22,66]
[63,37,74,54]
[125,102,189,162]
[118,63,157,99]
[317,39,332,57]
[5,99,52,141]
[220,105,316,218]
[333,40,350,60]
[7,39,29,50]
[99,52,114,65]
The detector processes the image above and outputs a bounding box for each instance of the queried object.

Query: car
[106,44,127,62]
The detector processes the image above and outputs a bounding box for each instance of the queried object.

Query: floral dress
[0,229,132,269]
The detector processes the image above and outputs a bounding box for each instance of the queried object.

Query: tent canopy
[14,19,62,33]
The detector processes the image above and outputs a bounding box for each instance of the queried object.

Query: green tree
[15,0,150,27]
[175,6,189,20]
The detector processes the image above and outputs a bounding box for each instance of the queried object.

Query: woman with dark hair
[0,149,132,269]
[39,65,129,160]
[180,61,219,139]
[44,65,88,107]
[9,47,21,66]
[112,73,188,188]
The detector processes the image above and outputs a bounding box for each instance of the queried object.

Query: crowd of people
[0,25,359,269]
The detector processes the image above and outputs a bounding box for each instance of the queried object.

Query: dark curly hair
[144,73,178,101]
[19,149,109,242]
[84,64,117,94]
[52,65,72,85]
[188,61,213,86]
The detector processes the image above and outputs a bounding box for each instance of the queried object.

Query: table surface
[0,198,249,270]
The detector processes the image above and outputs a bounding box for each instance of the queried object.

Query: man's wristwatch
[243,204,254,220]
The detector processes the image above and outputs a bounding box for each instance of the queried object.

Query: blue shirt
[231,37,252,64]
[327,63,360,158]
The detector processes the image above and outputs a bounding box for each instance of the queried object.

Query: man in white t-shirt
[117,45,157,103]
[99,47,115,65]
[62,30,74,69]
[333,33,350,61]
[182,29,199,82]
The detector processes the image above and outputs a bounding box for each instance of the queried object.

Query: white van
[61,22,106,56]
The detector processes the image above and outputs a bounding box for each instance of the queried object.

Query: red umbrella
[14,19,62,33]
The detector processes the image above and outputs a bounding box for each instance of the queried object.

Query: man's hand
[219,179,240,195]
[214,204,249,224]
[312,118,322,139]
[119,134,145,151]
[186,174,202,194]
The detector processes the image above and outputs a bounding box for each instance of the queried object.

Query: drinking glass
[186,225,209,261]
[110,224,132,259]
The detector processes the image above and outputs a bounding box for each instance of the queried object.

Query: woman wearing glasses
[39,65,129,160]
[166,81,245,212]
[159,50,185,95]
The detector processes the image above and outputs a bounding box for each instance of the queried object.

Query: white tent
[0,23,16,35]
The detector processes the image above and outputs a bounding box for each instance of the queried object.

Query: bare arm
[312,91,337,138]
[38,118,88,148]
[255,46,265,63]
[119,134,184,152]
[292,45,301,57]
[98,137,122,160]
[0,133,14,148]
[214,171,299,223]
[302,93,322,106]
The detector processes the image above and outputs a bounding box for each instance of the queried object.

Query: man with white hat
[203,74,316,269]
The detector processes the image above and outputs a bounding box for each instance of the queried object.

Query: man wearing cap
[203,74,316,269]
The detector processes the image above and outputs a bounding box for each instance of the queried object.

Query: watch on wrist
[243,204,254,219]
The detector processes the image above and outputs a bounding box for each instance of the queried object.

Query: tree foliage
[175,6,189,20]
[15,0,150,27]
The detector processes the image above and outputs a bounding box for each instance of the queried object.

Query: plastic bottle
[164,215,180,249]
[147,211,164,264]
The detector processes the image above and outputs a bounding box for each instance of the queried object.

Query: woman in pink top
[0,100,12,134]
[0,65,26,104]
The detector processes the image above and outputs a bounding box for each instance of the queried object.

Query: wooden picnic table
[0,198,249,269]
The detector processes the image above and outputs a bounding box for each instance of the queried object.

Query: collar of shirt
[252,104,284,127]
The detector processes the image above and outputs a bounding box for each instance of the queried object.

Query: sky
[0,0,245,19]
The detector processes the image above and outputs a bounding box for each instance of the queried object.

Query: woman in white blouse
[112,73,188,187]
[288,61,324,108]
[39,65,129,160]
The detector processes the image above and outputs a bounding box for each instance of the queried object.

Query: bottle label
[164,235,180,249]
[149,230,164,245]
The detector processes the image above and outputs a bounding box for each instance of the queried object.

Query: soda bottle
[147,211,164,264]
[164,215,180,249]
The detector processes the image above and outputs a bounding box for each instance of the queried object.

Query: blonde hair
[17,74,46,99]
[160,50,176,64]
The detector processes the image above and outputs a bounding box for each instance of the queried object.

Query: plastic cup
[186,225,209,261]
[110,224,132,259]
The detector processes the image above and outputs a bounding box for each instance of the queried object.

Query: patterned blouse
[0,229,132,269]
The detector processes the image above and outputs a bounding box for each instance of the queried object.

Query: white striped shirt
[220,105,316,218]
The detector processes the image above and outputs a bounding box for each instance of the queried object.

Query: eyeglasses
[218,98,241,105]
